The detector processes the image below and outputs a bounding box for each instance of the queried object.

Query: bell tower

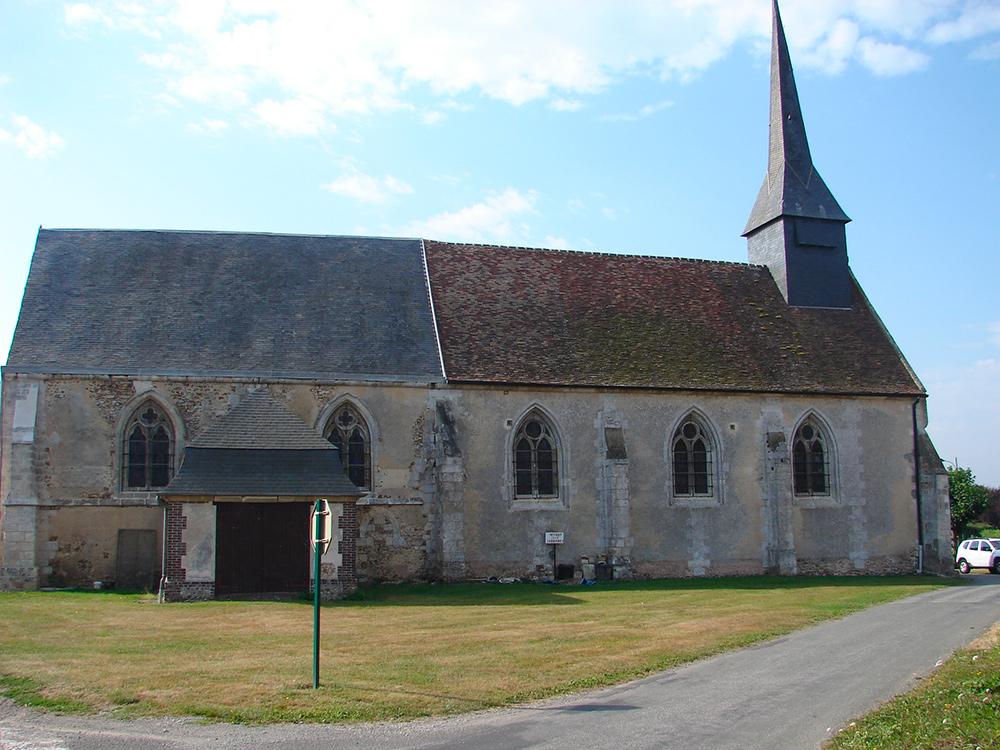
[744,0,852,308]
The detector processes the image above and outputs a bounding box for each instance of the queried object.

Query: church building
[0,3,952,599]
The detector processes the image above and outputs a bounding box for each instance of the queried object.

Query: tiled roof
[6,229,443,382]
[423,241,922,395]
[164,388,362,497]
[162,448,362,497]
[189,388,333,450]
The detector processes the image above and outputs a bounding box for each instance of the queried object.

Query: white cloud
[550,98,583,112]
[61,1,986,136]
[422,110,443,125]
[972,39,1000,61]
[925,356,1000,487]
[406,188,539,243]
[857,38,930,75]
[927,4,1000,44]
[321,170,413,204]
[0,73,11,86]
[64,2,103,25]
[544,235,571,249]
[429,173,463,186]
[601,99,674,122]
[797,18,860,74]
[254,97,327,137]
[923,321,1000,487]
[187,117,229,134]
[989,321,1000,348]
[0,115,65,158]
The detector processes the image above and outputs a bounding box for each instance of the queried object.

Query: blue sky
[2,1,999,484]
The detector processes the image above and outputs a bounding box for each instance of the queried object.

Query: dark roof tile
[423,241,921,395]
[162,448,362,497]
[189,388,333,450]
[6,229,443,381]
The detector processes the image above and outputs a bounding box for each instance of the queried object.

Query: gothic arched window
[324,403,371,490]
[671,415,715,497]
[793,419,830,496]
[123,403,174,490]
[513,413,559,498]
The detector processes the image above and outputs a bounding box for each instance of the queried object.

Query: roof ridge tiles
[423,239,762,267]
[41,227,422,242]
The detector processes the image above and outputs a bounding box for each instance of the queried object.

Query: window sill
[668,496,721,508]
[794,495,839,509]
[112,491,163,506]
[511,497,566,512]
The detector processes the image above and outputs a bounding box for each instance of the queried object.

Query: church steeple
[744,0,853,308]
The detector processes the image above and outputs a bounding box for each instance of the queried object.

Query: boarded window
[604,427,627,460]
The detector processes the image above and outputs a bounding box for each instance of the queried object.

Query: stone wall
[2,372,950,593]
[437,386,929,580]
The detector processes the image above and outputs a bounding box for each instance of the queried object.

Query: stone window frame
[115,391,185,500]
[505,404,569,511]
[665,407,724,508]
[790,410,840,508]
[315,394,379,496]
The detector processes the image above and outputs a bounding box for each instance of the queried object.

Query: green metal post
[313,499,322,689]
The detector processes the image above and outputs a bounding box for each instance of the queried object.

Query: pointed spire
[743,0,849,236]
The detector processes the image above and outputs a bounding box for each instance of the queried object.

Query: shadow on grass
[35,587,158,597]
[315,575,955,608]
[6,575,957,609]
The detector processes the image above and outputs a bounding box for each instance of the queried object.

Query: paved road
[3,576,999,750]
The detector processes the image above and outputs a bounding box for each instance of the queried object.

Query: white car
[955,538,1000,574]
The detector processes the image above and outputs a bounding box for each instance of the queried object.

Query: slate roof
[163,388,362,497]
[6,229,443,382]
[189,388,333,450]
[162,448,362,497]
[423,241,923,396]
[744,0,850,235]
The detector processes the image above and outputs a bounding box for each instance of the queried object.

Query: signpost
[545,531,564,579]
[310,499,332,689]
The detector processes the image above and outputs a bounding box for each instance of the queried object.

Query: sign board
[544,531,564,545]
[310,499,333,556]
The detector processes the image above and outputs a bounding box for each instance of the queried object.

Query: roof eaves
[847,269,926,395]
[0,365,446,384]
[443,377,924,399]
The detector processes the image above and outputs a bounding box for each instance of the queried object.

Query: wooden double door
[215,502,309,596]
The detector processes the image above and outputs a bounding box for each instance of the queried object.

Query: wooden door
[215,503,309,596]
[115,529,158,591]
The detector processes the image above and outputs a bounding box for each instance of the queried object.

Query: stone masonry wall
[2,373,951,592]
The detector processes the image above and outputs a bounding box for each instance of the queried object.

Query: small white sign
[310,499,333,556]
[545,531,565,545]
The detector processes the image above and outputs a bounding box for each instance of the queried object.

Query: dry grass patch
[0,576,949,724]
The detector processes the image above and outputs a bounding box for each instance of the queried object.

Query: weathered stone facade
[0,4,953,596]
[1,372,952,594]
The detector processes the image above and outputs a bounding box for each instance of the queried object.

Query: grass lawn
[0,576,950,724]
[827,618,1000,750]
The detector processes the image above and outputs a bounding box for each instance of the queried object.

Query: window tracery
[513,413,559,498]
[324,403,371,490]
[671,415,715,497]
[793,419,830,496]
[123,403,174,490]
